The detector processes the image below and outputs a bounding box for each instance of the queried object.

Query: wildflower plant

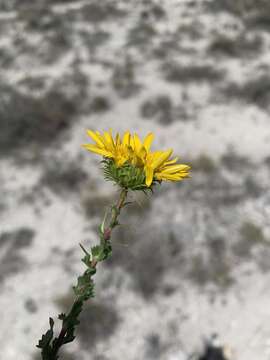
[37,130,190,359]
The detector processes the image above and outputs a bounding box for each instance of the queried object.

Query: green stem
[37,188,128,360]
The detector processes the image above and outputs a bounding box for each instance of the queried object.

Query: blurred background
[1,0,270,359]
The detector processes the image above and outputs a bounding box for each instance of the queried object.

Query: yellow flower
[83,129,131,167]
[143,149,190,186]
[128,132,154,167]
[127,132,190,186]
[83,129,190,188]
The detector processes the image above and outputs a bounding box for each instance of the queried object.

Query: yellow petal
[152,149,173,169]
[122,131,131,146]
[138,146,147,161]
[145,166,154,187]
[86,129,105,148]
[160,164,190,174]
[155,173,184,181]
[150,151,164,164]
[133,133,142,153]
[82,144,113,158]
[143,133,154,152]
[129,136,135,150]
[115,155,128,167]
[164,157,179,166]
[103,131,115,151]
[115,133,121,146]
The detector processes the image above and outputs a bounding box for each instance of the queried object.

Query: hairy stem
[37,188,128,360]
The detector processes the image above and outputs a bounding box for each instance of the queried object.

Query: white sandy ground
[2,112,270,360]
[1,0,270,359]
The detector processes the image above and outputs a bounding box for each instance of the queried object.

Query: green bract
[102,158,160,191]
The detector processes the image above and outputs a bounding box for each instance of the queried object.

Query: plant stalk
[37,188,128,360]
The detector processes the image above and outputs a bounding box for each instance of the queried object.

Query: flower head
[83,129,190,190]
[83,130,131,167]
